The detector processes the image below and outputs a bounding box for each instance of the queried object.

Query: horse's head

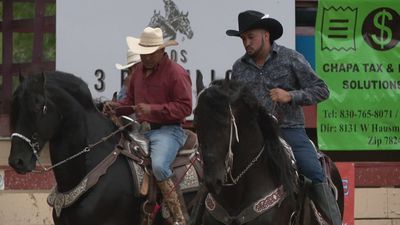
[195,75,298,196]
[194,76,263,194]
[9,71,94,174]
[9,73,62,173]
[148,10,162,27]
[176,12,193,39]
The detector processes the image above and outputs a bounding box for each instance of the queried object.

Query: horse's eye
[33,96,46,113]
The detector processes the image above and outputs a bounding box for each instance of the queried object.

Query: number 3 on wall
[94,69,105,92]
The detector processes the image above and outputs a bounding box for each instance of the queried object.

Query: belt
[149,123,180,130]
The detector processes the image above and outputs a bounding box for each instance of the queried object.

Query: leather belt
[149,123,180,130]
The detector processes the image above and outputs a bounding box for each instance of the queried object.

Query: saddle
[123,130,202,195]
[118,116,203,223]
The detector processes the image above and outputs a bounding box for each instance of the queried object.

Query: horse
[149,10,177,40]
[163,0,194,40]
[8,71,201,225]
[193,77,344,225]
[148,9,193,41]
[171,11,194,40]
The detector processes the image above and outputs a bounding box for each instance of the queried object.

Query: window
[0,0,55,137]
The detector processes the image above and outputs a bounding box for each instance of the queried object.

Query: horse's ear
[40,72,46,85]
[185,11,189,16]
[225,70,231,81]
[31,72,46,94]
[257,107,279,140]
[18,71,25,83]
[196,72,205,96]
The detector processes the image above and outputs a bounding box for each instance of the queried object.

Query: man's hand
[103,101,120,115]
[135,103,151,119]
[269,88,292,103]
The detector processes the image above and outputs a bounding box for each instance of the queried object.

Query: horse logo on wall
[148,0,194,41]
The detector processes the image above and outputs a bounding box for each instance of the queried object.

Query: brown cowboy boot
[157,178,188,225]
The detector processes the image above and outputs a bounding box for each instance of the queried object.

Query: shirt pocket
[269,72,291,89]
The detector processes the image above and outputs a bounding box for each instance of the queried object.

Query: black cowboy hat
[226,10,283,41]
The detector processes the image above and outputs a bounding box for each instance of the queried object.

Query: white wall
[56,0,295,101]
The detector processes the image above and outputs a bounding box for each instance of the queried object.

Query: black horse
[8,71,141,225]
[8,71,201,225]
[194,78,344,225]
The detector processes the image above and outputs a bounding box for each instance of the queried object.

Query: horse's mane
[206,79,297,195]
[11,71,95,131]
[45,71,94,109]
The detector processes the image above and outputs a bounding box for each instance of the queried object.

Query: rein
[11,121,134,172]
[222,104,265,186]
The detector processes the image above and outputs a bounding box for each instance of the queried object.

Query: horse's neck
[217,123,278,209]
[50,111,118,192]
[232,122,265,172]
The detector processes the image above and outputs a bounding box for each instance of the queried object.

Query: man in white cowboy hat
[227,10,341,225]
[109,27,192,225]
[115,50,141,100]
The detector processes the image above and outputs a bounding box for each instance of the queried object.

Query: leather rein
[11,122,132,172]
[205,104,287,225]
[222,104,265,186]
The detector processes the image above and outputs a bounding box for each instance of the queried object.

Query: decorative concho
[205,193,216,211]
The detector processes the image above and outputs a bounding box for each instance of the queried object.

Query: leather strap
[205,186,286,225]
[48,141,125,217]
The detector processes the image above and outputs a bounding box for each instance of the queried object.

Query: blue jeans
[144,125,187,181]
[280,128,325,183]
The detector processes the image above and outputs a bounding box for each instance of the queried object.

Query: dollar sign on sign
[371,9,393,49]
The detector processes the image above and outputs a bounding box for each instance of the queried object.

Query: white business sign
[56,0,295,102]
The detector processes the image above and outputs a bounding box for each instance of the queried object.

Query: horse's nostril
[16,159,24,167]
[9,158,24,169]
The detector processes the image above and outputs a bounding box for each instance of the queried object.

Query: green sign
[316,0,400,150]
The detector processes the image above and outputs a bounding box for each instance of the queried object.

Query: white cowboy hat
[126,27,178,55]
[115,50,141,70]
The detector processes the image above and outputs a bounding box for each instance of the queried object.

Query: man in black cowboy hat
[227,10,341,225]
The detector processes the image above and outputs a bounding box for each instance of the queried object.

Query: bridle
[222,104,265,186]
[11,73,50,172]
[10,73,133,172]
[197,85,265,186]
[10,132,44,171]
[11,122,132,173]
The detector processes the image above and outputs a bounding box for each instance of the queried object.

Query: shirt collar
[241,42,279,66]
[142,53,169,74]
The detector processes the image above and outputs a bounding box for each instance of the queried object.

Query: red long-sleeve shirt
[119,54,192,124]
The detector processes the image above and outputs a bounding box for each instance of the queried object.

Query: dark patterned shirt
[231,43,329,128]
